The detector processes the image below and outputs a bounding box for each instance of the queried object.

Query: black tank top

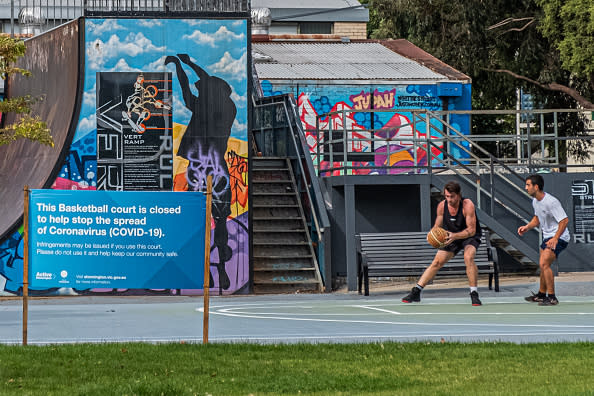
[443,198,482,238]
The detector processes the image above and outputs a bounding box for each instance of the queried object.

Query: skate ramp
[0,19,82,240]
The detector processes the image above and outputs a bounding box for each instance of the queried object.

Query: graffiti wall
[261,82,471,175]
[0,18,249,296]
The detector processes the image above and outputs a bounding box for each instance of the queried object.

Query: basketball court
[1,276,593,345]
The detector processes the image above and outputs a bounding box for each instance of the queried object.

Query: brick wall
[333,22,367,39]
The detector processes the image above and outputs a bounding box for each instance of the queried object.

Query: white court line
[208,303,594,316]
[204,332,594,342]
[353,305,401,315]
[205,298,594,310]
[200,307,594,328]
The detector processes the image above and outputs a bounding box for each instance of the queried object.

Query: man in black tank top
[402,181,483,306]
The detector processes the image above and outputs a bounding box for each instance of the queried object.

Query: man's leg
[463,245,482,306]
[540,248,557,295]
[402,250,453,303]
[538,249,548,294]
[418,250,454,287]
[463,245,478,287]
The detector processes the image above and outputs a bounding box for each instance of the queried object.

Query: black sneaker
[402,287,421,303]
[525,291,545,303]
[538,296,559,306]
[470,291,482,306]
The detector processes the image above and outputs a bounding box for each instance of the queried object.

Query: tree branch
[487,17,535,36]
[484,68,594,109]
[487,17,534,31]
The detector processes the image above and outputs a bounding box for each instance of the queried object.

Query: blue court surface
[1,279,593,345]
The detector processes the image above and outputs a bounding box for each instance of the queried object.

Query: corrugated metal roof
[253,42,448,81]
[253,0,361,8]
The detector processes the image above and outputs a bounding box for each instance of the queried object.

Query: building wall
[261,80,472,174]
[325,172,594,285]
[327,183,423,278]
[333,22,367,39]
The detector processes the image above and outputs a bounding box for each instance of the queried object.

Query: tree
[367,0,593,165]
[538,0,594,90]
[367,0,593,108]
[0,35,52,147]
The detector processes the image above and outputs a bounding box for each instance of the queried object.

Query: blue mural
[262,81,472,174]
[1,18,250,296]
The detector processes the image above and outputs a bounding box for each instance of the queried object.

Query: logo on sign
[35,272,54,280]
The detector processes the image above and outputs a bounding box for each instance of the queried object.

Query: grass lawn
[1,342,594,395]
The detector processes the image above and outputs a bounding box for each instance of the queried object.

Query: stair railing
[252,95,332,289]
[420,110,534,223]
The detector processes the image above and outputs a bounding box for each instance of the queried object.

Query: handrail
[280,103,323,241]
[253,96,331,238]
[285,95,331,231]
[314,107,541,226]
[424,111,529,195]
[427,141,533,225]
[252,94,331,286]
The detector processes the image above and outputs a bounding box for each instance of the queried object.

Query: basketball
[427,227,448,248]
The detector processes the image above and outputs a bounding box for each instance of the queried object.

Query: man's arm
[545,217,569,250]
[448,199,477,241]
[434,201,445,228]
[518,216,540,236]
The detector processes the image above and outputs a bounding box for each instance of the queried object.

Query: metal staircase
[251,157,323,293]
[416,111,542,272]
[251,94,331,293]
[312,107,545,274]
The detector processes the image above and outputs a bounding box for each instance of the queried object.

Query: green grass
[1,342,594,395]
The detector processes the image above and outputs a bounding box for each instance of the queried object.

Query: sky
[74,18,248,143]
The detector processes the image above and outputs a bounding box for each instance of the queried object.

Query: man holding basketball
[402,181,483,306]
[517,174,569,306]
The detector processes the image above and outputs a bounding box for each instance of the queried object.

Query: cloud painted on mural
[231,87,246,109]
[86,19,124,35]
[82,83,96,107]
[183,26,245,47]
[171,94,192,122]
[74,18,248,143]
[209,51,247,81]
[107,59,142,72]
[78,113,97,136]
[138,19,163,27]
[233,119,247,133]
[182,19,211,26]
[146,56,168,71]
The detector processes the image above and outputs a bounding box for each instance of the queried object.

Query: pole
[23,186,30,346]
[516,89,521,162]
[202,175,213,344]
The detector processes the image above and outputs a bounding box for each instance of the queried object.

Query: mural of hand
[164,55,178,65]
[177,53,191,64]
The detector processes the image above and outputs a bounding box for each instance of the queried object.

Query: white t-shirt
[533,193,570,241]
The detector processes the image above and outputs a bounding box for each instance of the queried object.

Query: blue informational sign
[28,190,206,289]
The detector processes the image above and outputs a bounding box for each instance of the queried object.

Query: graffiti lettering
[349,89,396,110]
[373,89,395,109]
[350,91,371,110]
[227,151,248,208]
[186,145,230,198]
[397,95,441,109]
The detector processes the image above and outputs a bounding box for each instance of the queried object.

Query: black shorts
[540,237,568,257]
[439,236,481,256]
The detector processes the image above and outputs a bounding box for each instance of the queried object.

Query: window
[299,22,332,34]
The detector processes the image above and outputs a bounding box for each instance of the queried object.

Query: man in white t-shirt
[517,174,570,306]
